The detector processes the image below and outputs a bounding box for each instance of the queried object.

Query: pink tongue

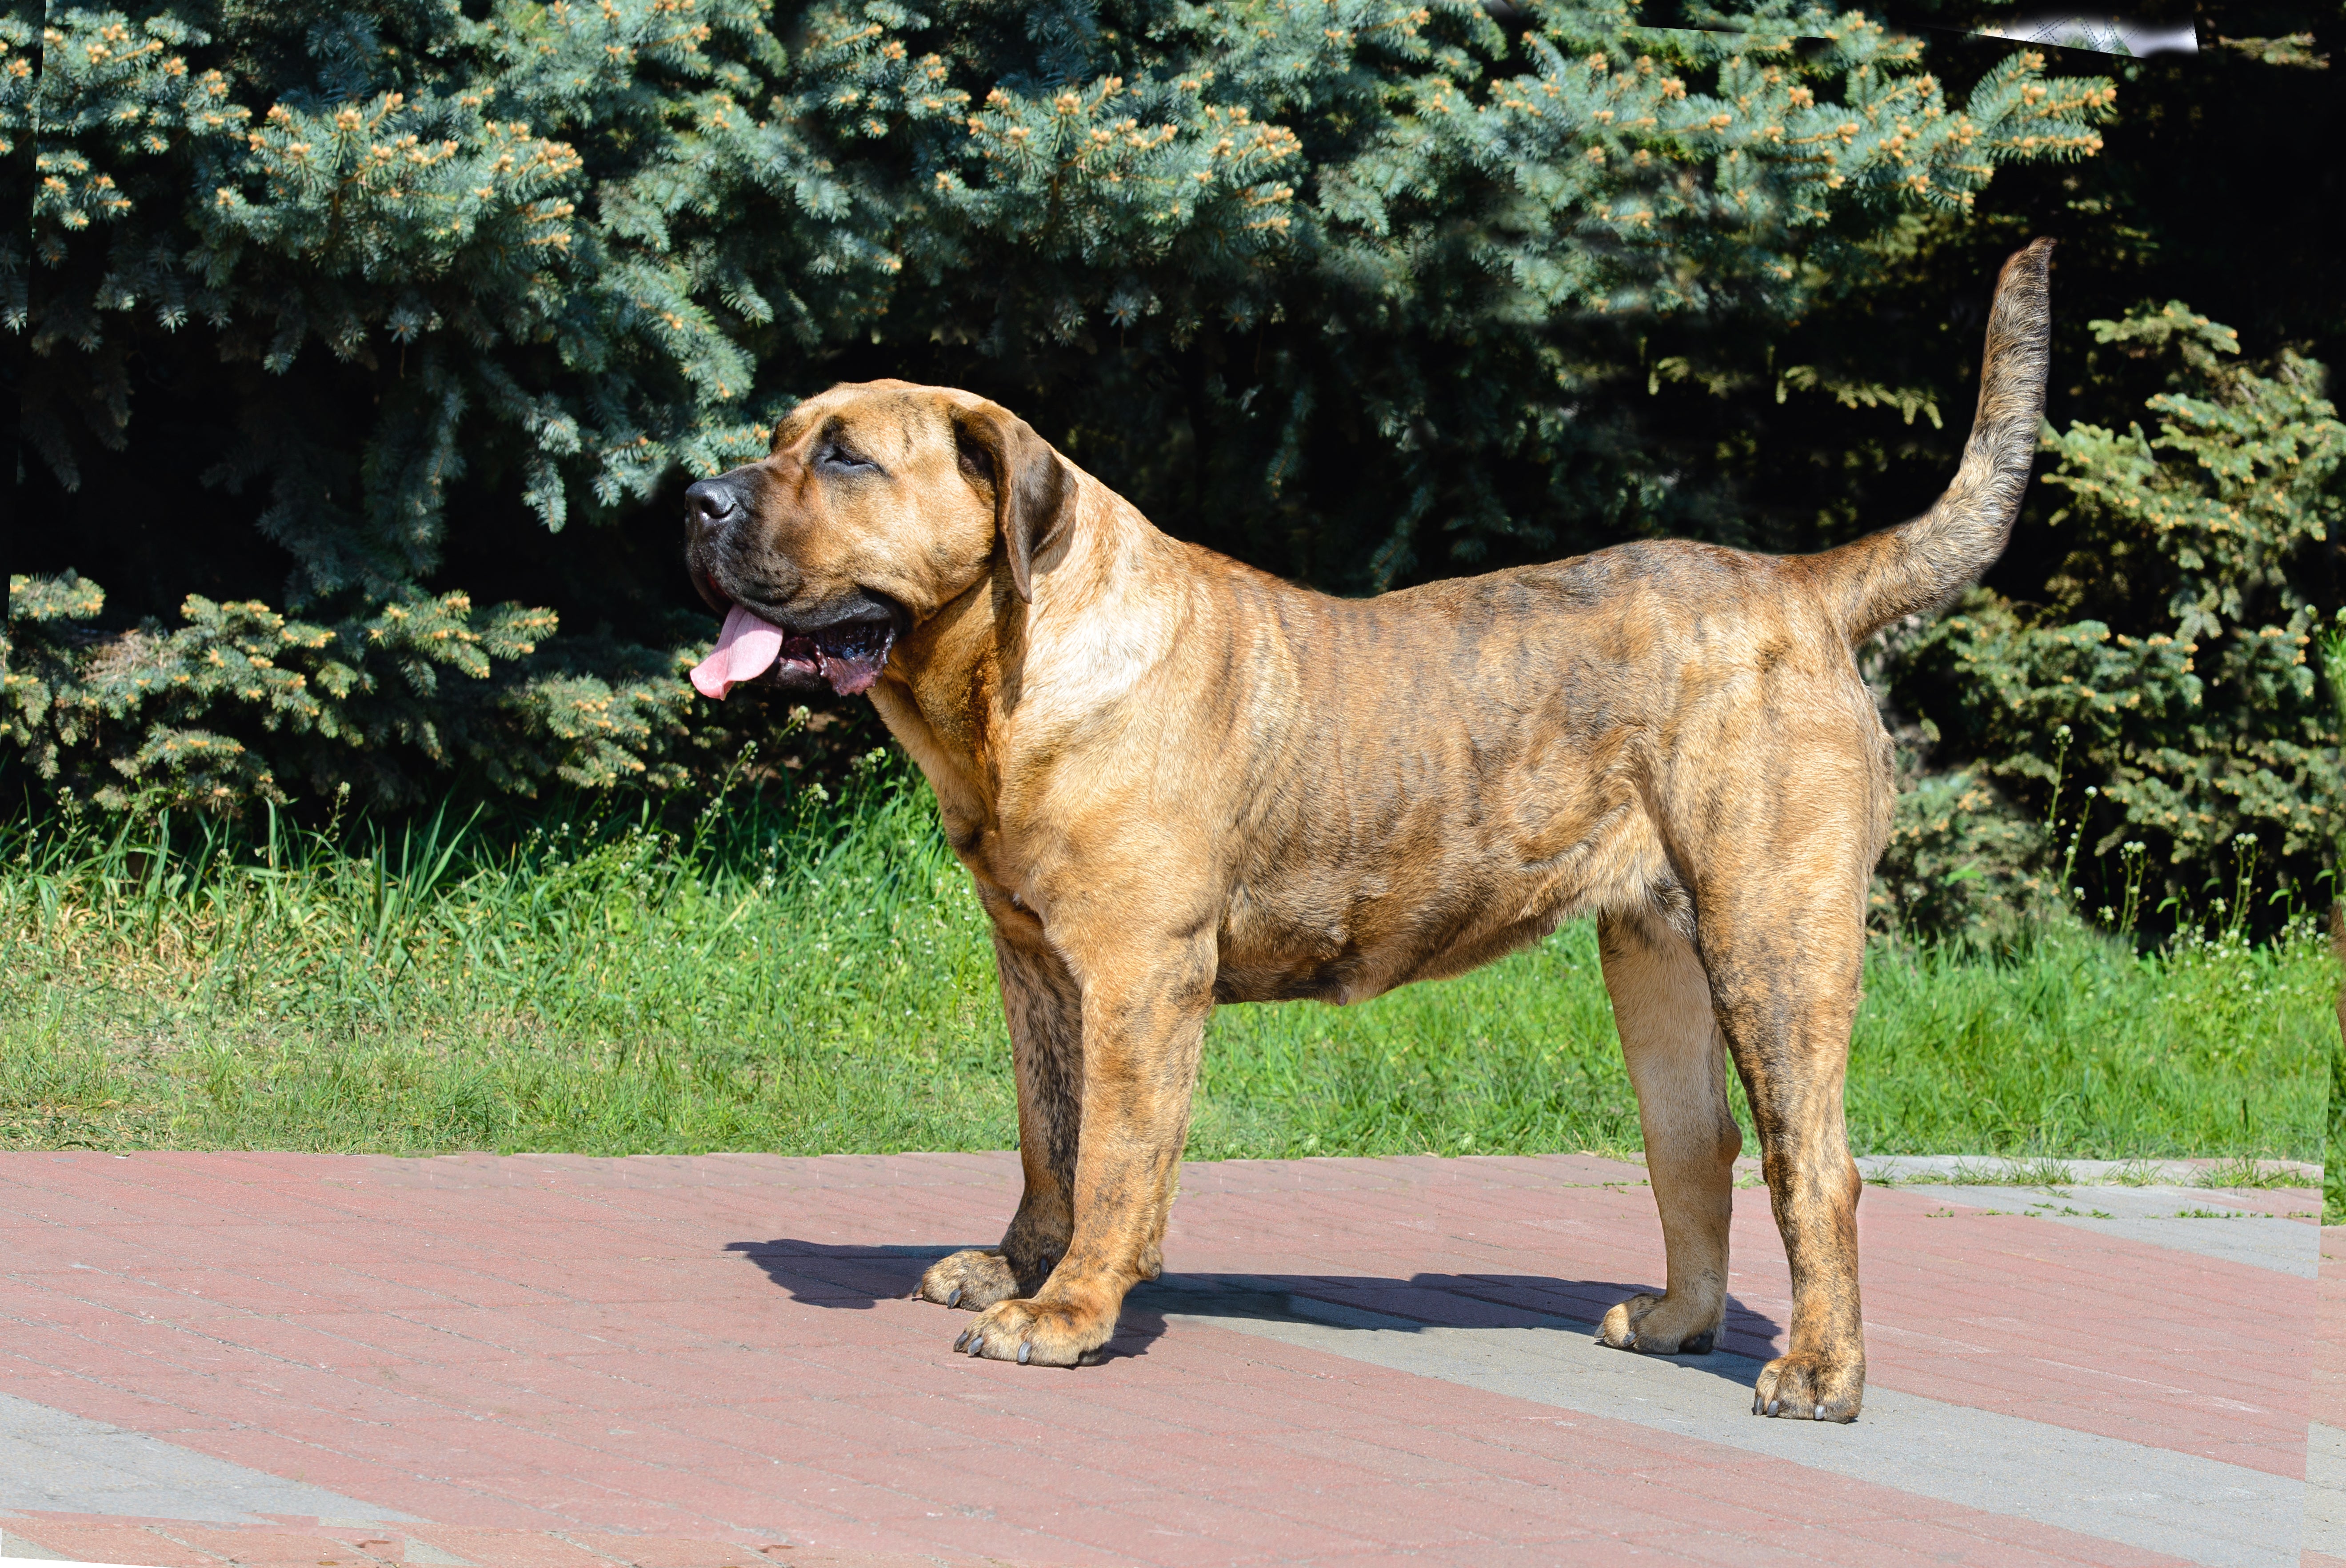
[690,604,787,699]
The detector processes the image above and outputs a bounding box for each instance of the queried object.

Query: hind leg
[1597,909,1742,1356]
[1701,869,1871,1422]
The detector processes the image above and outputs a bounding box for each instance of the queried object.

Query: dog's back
[1165,242,2056,1008]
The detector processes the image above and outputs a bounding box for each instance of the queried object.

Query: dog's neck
[869,473,1181,850]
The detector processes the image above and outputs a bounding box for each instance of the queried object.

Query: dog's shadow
[723,1238,1782,1384]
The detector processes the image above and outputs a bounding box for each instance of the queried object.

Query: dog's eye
[818,442,880,476]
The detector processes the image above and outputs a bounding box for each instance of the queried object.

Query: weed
[2191,1157,2310,1190]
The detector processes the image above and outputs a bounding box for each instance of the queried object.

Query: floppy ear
[953,403,1072,604]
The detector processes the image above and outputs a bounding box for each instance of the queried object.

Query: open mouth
[690,599,901,700]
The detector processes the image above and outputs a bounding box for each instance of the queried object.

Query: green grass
[0,772,2332,1164]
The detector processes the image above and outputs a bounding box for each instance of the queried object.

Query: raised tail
[1816,238,2054,642]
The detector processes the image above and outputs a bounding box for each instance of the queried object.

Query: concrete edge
[1848,1154,2320,1188]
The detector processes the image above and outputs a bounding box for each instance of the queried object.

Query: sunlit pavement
[2308,1225,2346,1568]
[0,1149,2315,1567]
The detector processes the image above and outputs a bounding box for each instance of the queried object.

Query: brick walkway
[2309,1226,2346,1568]
[0,1151,2315,1568]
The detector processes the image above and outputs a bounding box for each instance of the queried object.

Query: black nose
[685,477,740,536]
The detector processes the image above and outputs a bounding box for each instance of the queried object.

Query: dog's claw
[967,1334,984,1357]
[1815,1404,1826,1421]
[952,1329,970,1352]
[1018,1341,1032,1365]
[1767,1398,1780,1416]
[945,1287,961,1308]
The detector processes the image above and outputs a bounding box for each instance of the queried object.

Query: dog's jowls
[684,240,2056,1421]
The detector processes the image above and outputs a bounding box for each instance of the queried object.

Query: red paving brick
[2321,1226,2346,1430]
[0,1151,2303,1567]
[2313,1225,2346,1568]
[1171,1155,2313,1479]
[1,1523,229,1566]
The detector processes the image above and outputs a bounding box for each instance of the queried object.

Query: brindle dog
[684,240,2057,1421]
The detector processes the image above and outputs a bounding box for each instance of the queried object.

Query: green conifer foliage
[1,571,710,807]
[1894,304,2343,921]
[1,7,31,338]
[8,0,2119,813]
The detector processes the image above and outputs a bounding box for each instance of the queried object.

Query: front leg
[918,915,1083,1312]
[955,920,1214,1366]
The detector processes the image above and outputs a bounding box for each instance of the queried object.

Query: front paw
[950,1296,1115,1367]
[1752,1350,1863,1422]
[915,1248,1022,1312]
[1598,1291,1720,1356]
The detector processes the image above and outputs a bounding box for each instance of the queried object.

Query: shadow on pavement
[723,1238,1782,1378]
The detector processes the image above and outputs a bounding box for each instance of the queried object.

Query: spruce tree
[7,0,2118,812]
[1890,303,2342,925]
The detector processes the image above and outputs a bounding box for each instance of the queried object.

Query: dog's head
[683,381,1072,698]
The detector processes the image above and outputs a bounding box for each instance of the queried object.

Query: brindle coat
[685,240,2058,1420]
